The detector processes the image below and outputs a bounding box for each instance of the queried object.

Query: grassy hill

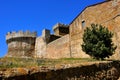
[0,57,98,68]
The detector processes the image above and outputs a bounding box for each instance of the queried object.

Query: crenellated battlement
[6,30,37,40]
[53,23,69,31]
[52,23,69,36]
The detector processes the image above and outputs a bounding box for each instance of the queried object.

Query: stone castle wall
[6,31,36,40]
[45,34,70,59]
[69,0,120,59]
[35,34,70,59]
[6,31,37,57]
[6,0,120,59]
[35,37,47,58]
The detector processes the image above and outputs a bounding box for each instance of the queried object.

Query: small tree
[82,24,117,60]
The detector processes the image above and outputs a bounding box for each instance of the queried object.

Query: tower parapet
[6,30,37,58]
[53,23,69,31]
[6,31,37,42]
[53,23,69,36]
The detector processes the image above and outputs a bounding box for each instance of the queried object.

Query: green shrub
[82,24,117,60]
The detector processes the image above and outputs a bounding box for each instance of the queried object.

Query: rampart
[35,25,69,59]
[6,31,37,57]
[46,34,70,59]
[6,31,36,42]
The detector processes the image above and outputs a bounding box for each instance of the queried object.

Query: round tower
[6,31,37,58]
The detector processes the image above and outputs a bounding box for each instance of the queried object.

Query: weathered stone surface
[35,25,70,59]
[6,31,37,58]
[53,23,69,36]
[46,34,70,59]
[6,0,120,59]
[35,37,47,58]
[70,0,120,59]
[1,61,120,80]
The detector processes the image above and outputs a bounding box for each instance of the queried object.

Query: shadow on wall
[2,61,120,80]
[6,37,36,45]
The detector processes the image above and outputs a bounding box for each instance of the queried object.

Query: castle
[5,0,120,59]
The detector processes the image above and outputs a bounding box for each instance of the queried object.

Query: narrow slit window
[112,0,117,6]
[82,21,85,28]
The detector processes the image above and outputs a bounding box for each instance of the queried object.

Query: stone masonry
[5,0,120,59]
[34,23,69,59]
[6,31,37,57]
[69,0,120,59]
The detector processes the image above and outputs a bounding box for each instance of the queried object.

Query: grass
[0,57,38,68]
[0,57,99,69]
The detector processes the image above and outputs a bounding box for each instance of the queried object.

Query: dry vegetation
[0,57,99,69]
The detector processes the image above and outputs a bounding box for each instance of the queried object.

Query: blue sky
[0,0,105,57]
